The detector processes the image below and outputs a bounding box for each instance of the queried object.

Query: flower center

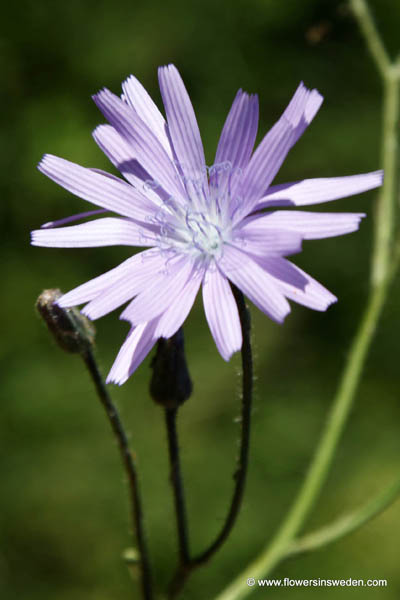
[183,211,224,257]
[146,164,238,261]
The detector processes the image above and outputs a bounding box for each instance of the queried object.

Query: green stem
[350,0,390,78]
[350,0,400,287]
[287,475,400,557]
[371,72,400,286]
[215,3,400,599]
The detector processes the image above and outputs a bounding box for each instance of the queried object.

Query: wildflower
[31,65,382,384]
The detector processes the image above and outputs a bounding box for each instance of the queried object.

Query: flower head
[32,65,383,384]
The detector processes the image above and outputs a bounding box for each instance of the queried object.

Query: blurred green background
[2,0,400,598]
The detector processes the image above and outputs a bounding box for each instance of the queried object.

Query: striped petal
[41,209,107,229]
[31,217,157,248]
[255,171,383,209]
[237,82,323,220]
[93,125,152,190]
[240,211,365,240]
[232,225,302,256]
[274,262,337,310]
[82,250,168,320]
[158,65,208,204]
[210,90,259,202]
[248,255,335,310]
[219,244,291,323]
[154,267,203,338]
[122,74,172,157]
[106,322,158,385]
[202,266,242,361]
[121,256,194,325]
[57,249,161,308]
[38,154,156,222]
[254,256,308,289]
[93,89,185,201]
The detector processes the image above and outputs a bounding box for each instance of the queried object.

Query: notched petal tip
[285,82,324,126]
[158,63,176,77]
[317,293,338,312]
[122,74,136,88]
[305,89,324,123]
[92,87,113,108]
[105,372,126,386]
[328,295,338,307]
[30,230,39,245]
[37,153,53,173]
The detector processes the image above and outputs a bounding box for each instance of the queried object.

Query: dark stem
[167,285,253,597]
[192,284,253,564]
[165,407,191,566]
[82,348,154,600]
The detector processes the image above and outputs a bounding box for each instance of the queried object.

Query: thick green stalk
[372,72,400,286]
[351,0,400,285]
[350,0,390,78]
[215,2,400,599]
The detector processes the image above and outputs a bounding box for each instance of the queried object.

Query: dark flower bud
[36,289,95,354]
[149,328,192,409]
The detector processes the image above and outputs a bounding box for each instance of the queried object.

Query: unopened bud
[36,289,95,354]
[150,329,192,409]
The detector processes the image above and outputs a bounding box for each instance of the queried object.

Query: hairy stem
[167,287,253,598]
[192,285,253,565]
[165,407,191,567]
[83,349,153,600]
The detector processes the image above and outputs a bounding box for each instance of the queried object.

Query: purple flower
[31,65,382,384]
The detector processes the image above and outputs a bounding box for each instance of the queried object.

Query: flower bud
[36,289,95,354]
[149,329,192,409]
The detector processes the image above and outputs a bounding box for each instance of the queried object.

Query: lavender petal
[106,322,159,385]
[238,82,323,219]
[232,226,303,256]
[202,266,242,361]
[38,154,157,222]
[219,244,291,323]
[239,211,365,240]
[58,248,162,309]
[31,217,157,248]
[158,64,208,202]
[255,170,384,209]
[273,262,337,310]
[82,250,168,320]
[121,256,194,325]
[153,268,204,338]
[122,75,173,157]
[93,89,185,201]
[211,89,258,199]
